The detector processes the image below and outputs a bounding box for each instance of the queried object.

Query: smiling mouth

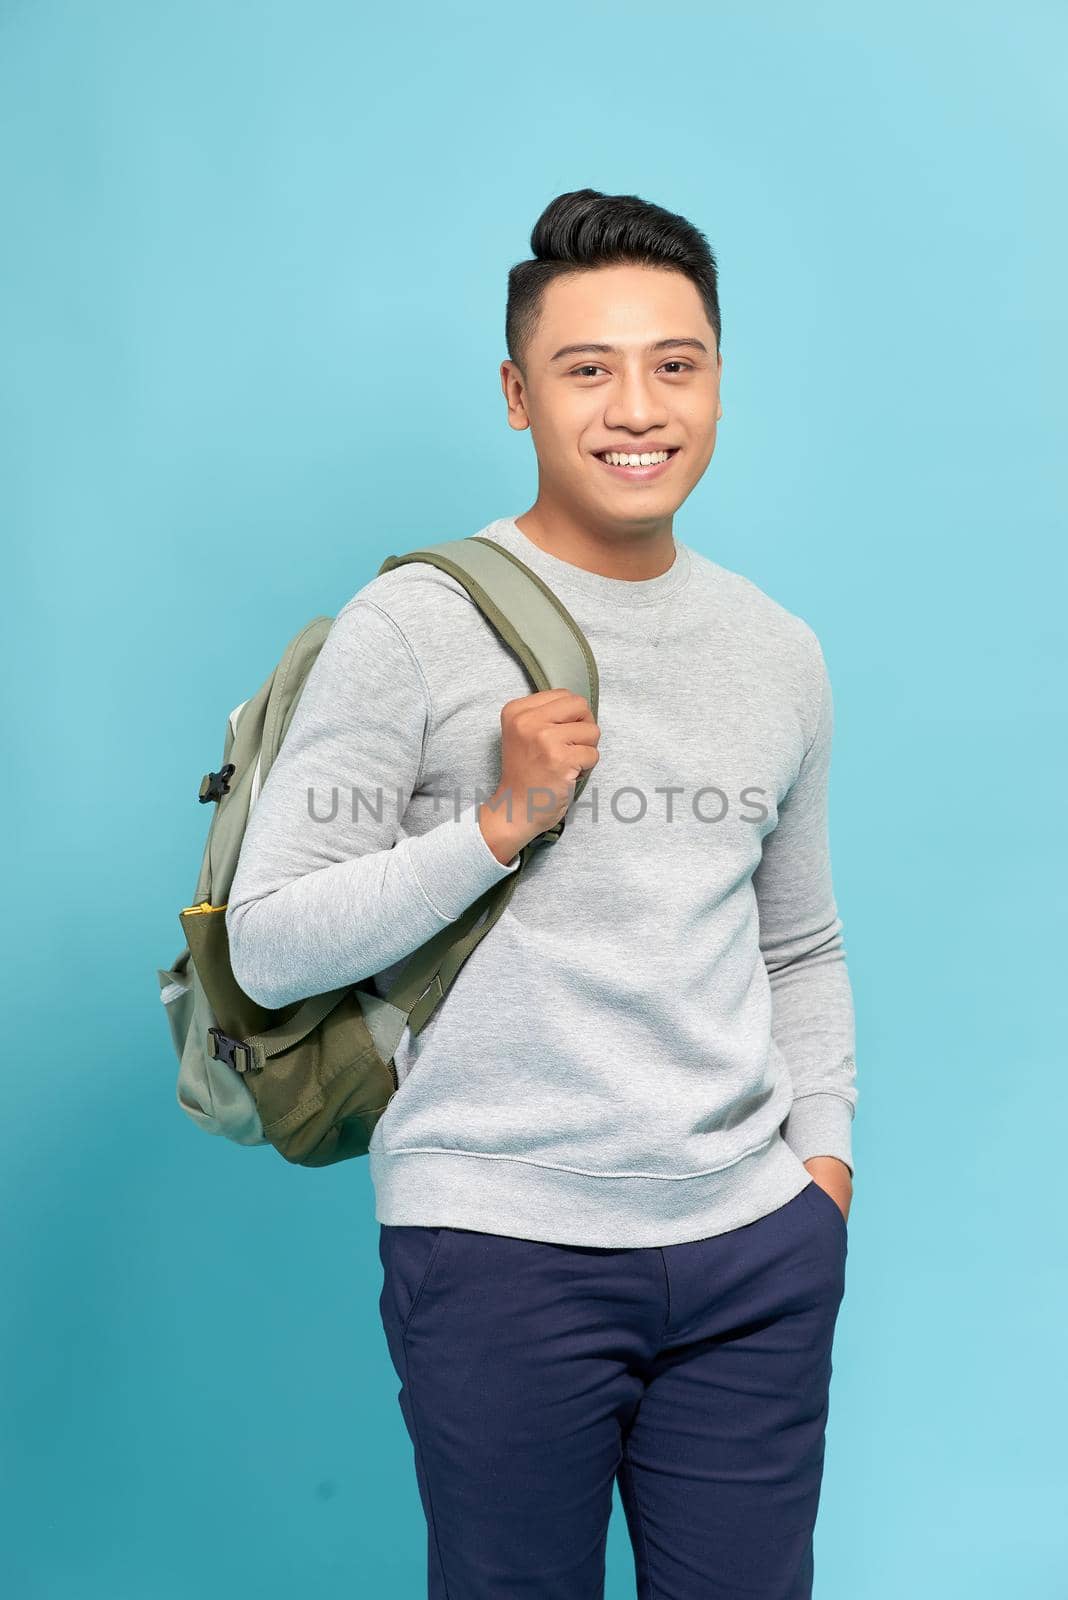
[593,447,681,479]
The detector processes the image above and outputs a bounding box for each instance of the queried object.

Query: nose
[603,368,671,434]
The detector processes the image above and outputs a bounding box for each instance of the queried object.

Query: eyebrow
[549,337,710,363]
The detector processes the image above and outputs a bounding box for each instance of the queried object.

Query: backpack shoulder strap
[366,535,600,1046]
[377,535,599,726]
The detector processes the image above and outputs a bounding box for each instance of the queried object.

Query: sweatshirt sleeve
[752,635,858,1176]
[224,595,520,1010]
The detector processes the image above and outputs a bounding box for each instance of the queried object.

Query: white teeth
[599,450,673,467]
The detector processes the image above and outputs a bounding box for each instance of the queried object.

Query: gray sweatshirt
[225,514,858,1247]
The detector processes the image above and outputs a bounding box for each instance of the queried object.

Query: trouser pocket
[379,1226,451,1336]
[803,1178,848,1243]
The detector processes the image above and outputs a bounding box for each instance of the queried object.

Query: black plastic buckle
[199,764,236,804]
[208,1027,255,1074]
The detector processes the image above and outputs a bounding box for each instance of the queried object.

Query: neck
[515,497,677,582]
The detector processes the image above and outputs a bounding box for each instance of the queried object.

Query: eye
[568,361,695,378]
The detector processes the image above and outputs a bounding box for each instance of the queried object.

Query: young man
[226,187,858,1599]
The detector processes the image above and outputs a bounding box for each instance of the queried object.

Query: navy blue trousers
[378,1181,848,1599]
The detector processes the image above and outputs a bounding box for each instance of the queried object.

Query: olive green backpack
[157,535,599,1169]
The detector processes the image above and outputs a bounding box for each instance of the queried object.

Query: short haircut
[505,188,722,375]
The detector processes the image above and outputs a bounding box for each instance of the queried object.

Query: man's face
[501,263,723,527]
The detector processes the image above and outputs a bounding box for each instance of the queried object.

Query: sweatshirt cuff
[781,1092,855,1177]
[406,800,521,923]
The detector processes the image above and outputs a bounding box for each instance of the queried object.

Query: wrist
[478,799,529,866]
[804,1155,852,1179]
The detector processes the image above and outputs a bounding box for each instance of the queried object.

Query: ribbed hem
[780,1092,855,1177]
[370,1130,816,1248]
[405,799,520,923]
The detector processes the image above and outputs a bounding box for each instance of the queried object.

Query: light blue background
[3,1,1065,1595]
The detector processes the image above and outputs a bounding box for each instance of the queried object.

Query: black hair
[505,188,721,376]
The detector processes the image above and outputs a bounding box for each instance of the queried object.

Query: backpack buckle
[199,764,236,804]
[208,1026,255,1074]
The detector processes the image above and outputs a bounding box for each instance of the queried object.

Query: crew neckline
[481,515,692,609]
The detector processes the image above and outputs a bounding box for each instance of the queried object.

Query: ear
[501,360,532,432]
